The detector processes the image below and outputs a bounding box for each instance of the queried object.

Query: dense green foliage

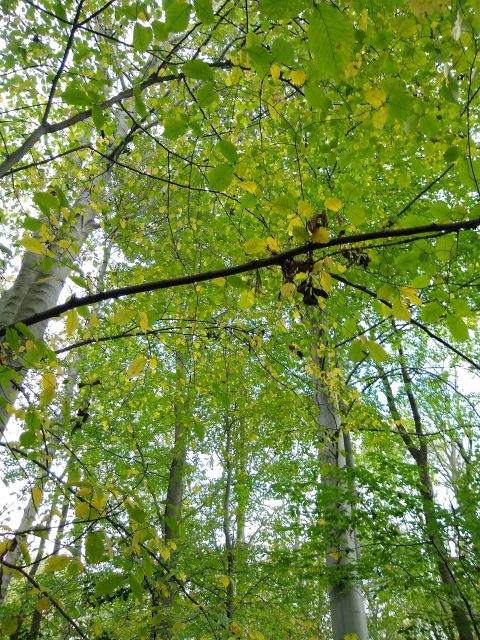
[0,0,479,639]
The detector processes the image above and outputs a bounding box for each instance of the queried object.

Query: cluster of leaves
[0,0,479,639]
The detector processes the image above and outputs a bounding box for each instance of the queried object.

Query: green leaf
[133,23,153,52]
[194,0,214,23]
[207,164,233,191]
[5,327,20,352]
[216,140,238,163]
[195,82,217,107]
[33,191,59,215]
[443,146,460,162]
[183,59,213,80]
[308,5,354,78]
[367,340,389,363]
[129,574,144,599]
[19,429,36,448]
[92,105,105,131]
[165,0,191,33]
[258,0,304,20]
[22,216,42,232]
[62,84,92,106]
[420,301,445,323]
[85,530,108,564]
[95,573,125,597]
[348,339,366,362]
[163,116,188,139]
[446,315,469,342]
[271,38,294,65]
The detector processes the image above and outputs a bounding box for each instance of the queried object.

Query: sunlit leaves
[85,530,109,564]
[311,227,330,243]
[132,24,153,52]
[308,5,354,78]
[239,289,255,310]
[183,59,213,80]
[39,371,56,407]
[194,0,214,24]
[43,555,71,574]
[207,164,233,190]
[19,236,47,256]
[324,197,342,212]
[290,69,306,85]
[244,238,266,255]
[127,355,147,378]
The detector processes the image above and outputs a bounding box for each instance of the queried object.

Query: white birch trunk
[311,312,369,640]
[0,116,130,435]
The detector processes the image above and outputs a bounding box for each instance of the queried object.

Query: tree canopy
[0,1,479,639]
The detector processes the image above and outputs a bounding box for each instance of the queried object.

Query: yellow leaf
[20,236,47,256]
[36,596,50,612]
[401,287,422,306]
[76,487,93,497]
[344,635,359,640]
[319,271,333,292]
[311,227,331,244]
[291,69,306,85]
[298,200,315,217]
[91,490,107,512]
[268,102,282,121]
[359,9,368,30]
[266,237,281,253]
[240,181,257,193]
[270,63,280,80]
[392,298,411,321]
[127,355,146,378]
[287,216,308,240]
[408,0,449,17]
[57,239,70,249]
[318,518,327,526]
[112,307,135,325]
[40,371,56,407]
[212,277,226,286]
[324,196,343,212]
[372,105,388,129]
[132,531,141,555]
[365,87,387,108]
[280,282,296,298]
[139,311,148,333]
[43,555,70,574]
[239,289,255,311]
[243,238,266,255]
[329,549,342,561]
[32,487,43,510]
[157,540,171,561]
[65,308,79,335]
[250,336,262,349]
[75,502,90,519]
[0,540,13,555]
[218,574,231,588]
[149,357,157,369]
[90,313,100,328]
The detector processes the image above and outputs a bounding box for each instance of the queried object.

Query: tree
[1,1,480,639]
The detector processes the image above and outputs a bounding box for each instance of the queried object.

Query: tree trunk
[378,359,476,640]
[311,311,369,640]
[151,347,189,640]
[223,414,235,621]
[0,117,132,436]
[0,487,40,603]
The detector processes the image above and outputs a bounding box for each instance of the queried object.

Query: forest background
[0,0,479,639]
